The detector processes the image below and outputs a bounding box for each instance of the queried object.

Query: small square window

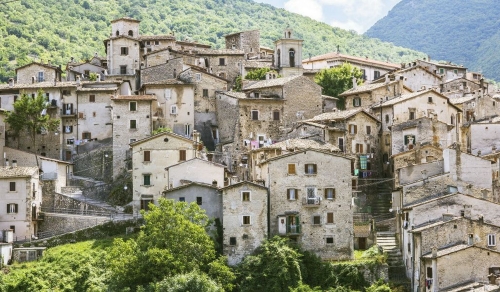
[66,138,74,145]
[326,237,334,244]
[89,95,95,103]
[7,203,18,214]
[287,188,297,200]
[179,150,186,161]
[273,111,280,121]
[243,216,251,225]
[130,120,137,129]
[9,182,16,192]
[143,174,151,186]
[287,163,296,175]
[366,126,371,135]
[242,191,250,201]
[219,58,226,66]
[121,47,129,55]
[313,215,321,225]
[179,197,185,202]
[304,164,317,175]
[488,234,496,246]
[251,110,259,120]
[196,197,202,205]
[229,237,237,245]
[349,124,358,134]
[129,101,137,111]
[325,188,335,200]
[144,150,151,162]
[327,212,334,224]
[203,89,209,98]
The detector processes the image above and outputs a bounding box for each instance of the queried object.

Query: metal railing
[302,197,321,206]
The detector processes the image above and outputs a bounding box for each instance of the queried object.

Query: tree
[152,126,173,135]
[314,63,364,109]
[245,68,275,80]
[5,90,60,150]
[153,271,223,292]
[107,199,221,290]
[237,236,302,291]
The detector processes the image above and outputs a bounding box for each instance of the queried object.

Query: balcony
[287,224,300,235]
[60,109,76,118]
[302,197,321,207]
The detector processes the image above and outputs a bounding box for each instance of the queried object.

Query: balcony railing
[302,197,321,206]
[287,224,300,234]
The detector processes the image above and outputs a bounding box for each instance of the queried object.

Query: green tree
[152,126,172,135]
[314,63,364,109]
[154,271,223,292]
[5,90,60,150]
[107,199,221,290]
[244,68,275,80]
[89,72,98,81]
[237,236,302,291]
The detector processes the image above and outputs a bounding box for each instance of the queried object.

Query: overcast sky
[255,0,401,34]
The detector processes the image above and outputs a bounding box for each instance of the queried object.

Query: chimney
[385,74,390,84]
[76,76,81,85]
[12,160,17,168]
[212,180,218,187]
[8,78,14,88]
[352,77,357,89]
[431,247,437,257]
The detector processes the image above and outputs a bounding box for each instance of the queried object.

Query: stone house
[257,149,354,260]
[409,217,500,290]
[463,117,500,156]
[65,55,107,81]
[185,48,244,85]
[302,52,400,83]
[221,181,268,265]
[165,158,225,190]
[111,94,156,178]
[15,62,63,84]
[392,145,444,186]
[0,166,41,241]
[163,182,222,224]
[273,29,303,77]
[440,77,487,98]
[339,78,411,111]
[393,64,442,92]
[130,131,200,213]
[140,79,194,137]
[225,30,261,58]
[420,245,500,291]
[416,59,467,81]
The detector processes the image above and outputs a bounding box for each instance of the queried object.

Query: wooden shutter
[15,204,18,213]
[6,204,9,213]
[144,151,150,162]
[354,125,358,134]
[327,212,334,223]
[313,164,317,174]
[179,150,186,161]
[288,164,296,174]
[287,189,290,200]
[352,179,357,190]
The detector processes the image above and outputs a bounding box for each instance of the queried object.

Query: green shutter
[296,215,300,233]
[286,216,290,233]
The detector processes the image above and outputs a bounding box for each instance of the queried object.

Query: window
[287,188,297,200]
[120,65,127,74]
[385,114,390,123]
[141,199,153,211]
[9,182,16,192]
[306,187,317,202]
[45,92,50,101]
[78,112,85,119]
[327,212,334,224]
[170,105,177,115]
[202,89,209,97]
[289,49,295,67]
[179,150,186,161]
[409,109,415,120]
[129,101,137,111]
[195,73,201,81]
[143,174,151,186]
[37,71,44,82]
[353,97,361,107]
[196,197,202,205]
[453,69,458,74]
[488,234,496,246]
[89,94,95,103]
[229,237,237,245]
[92,111,96,117]
[366,126,371,135]
[242,215,251,225]
[144,150,151,162]
[128,30,133,37]
[313,215,321,225]
[120,47,129,55]
[7,203,18,214]
[427,267,433,278]
[185,124,191,137]
[9,225,15,233]
[242,191,250,201]
[349,124,357,134]
[273,110,280,121]
[374,71,380,79]
[129,120,137,129]
[66,138,74,145]
[251,110,259,120]
[82,132,91,140]
[326,237,334,244]
[356,143,364,153]
[325,188,335,200]
[305,164,317,175]
[165,89,172,100]
[338,138,344,152]
[219,58,226,66]
[130,139,136,144]
[155,41,159,45]
[179,197,185,202]
[439,68,444,75]
[287,163,296,175]
[14,95,18,102]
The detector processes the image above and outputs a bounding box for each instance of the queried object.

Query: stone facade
[166,158,225,189]
[259,149,353,260]
[15,62,62,84]
[341,79,408,111]
[222,181,268,265]
[140,58,184,85]
[225,30,260,57]
[396,65,442,92]
[274,29,303,77]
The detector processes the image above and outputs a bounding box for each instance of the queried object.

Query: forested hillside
[365,0,500,81]
[0,0,426,82]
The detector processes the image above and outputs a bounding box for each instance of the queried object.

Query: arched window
[289,49,295,67]
[128,30,133,37]
[115,30,119,36]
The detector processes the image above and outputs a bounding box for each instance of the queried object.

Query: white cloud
[330,20,364,33]
[284,0,324,21]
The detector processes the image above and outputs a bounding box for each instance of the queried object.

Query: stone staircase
[371,182,393,219]
[376,232,408,283]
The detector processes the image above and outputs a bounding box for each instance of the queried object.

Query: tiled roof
[375,89,433,107]
[130,131,195,146]
[77,87,117,92]
[0,81,77,90]
[304,52,400,69]
[111,17,140,23]
[111,95,156,101]
[163,181,219,194]
[142,79,186,85]
[243,61,272,68]
[243,75,301,90]
[221,91,247,99]
[221,180,268,191]
[15,62,63,72]
[140,35,175,41]
[304,108,379,122]
[448,95,476,105]
[421,244,470,258]
[322,95,338,100]
[0,166,38,178]
[339,80,400,96]
[189,48,244,55]
[166,157,225,170]
[261,138,340,152]
[353,225,371,237]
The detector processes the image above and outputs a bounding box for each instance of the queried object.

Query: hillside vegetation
[0,0,426,82]
[365,0,500,81]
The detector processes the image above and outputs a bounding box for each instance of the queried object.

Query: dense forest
[365,0,500,81]
[0,0,426,82]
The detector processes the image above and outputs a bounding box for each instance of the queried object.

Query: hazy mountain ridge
[0,0,426,82]
[365,0,500,80]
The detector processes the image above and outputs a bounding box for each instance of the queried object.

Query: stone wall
[141,58,184,85]
[42,192,113,213]
[72,143,113,182]
[38,214,110,235]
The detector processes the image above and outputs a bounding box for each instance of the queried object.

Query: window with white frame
[488,234,496,246]
[185,124,191,137]
[325,188,335,200]
[287,188,297,200]
[165,89,171,100]
[242,215,251,225]
[170,105,177,115]
[7,203,18,214]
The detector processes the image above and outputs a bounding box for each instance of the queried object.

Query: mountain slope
[365,0,500,80]
[0,0,425,82]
